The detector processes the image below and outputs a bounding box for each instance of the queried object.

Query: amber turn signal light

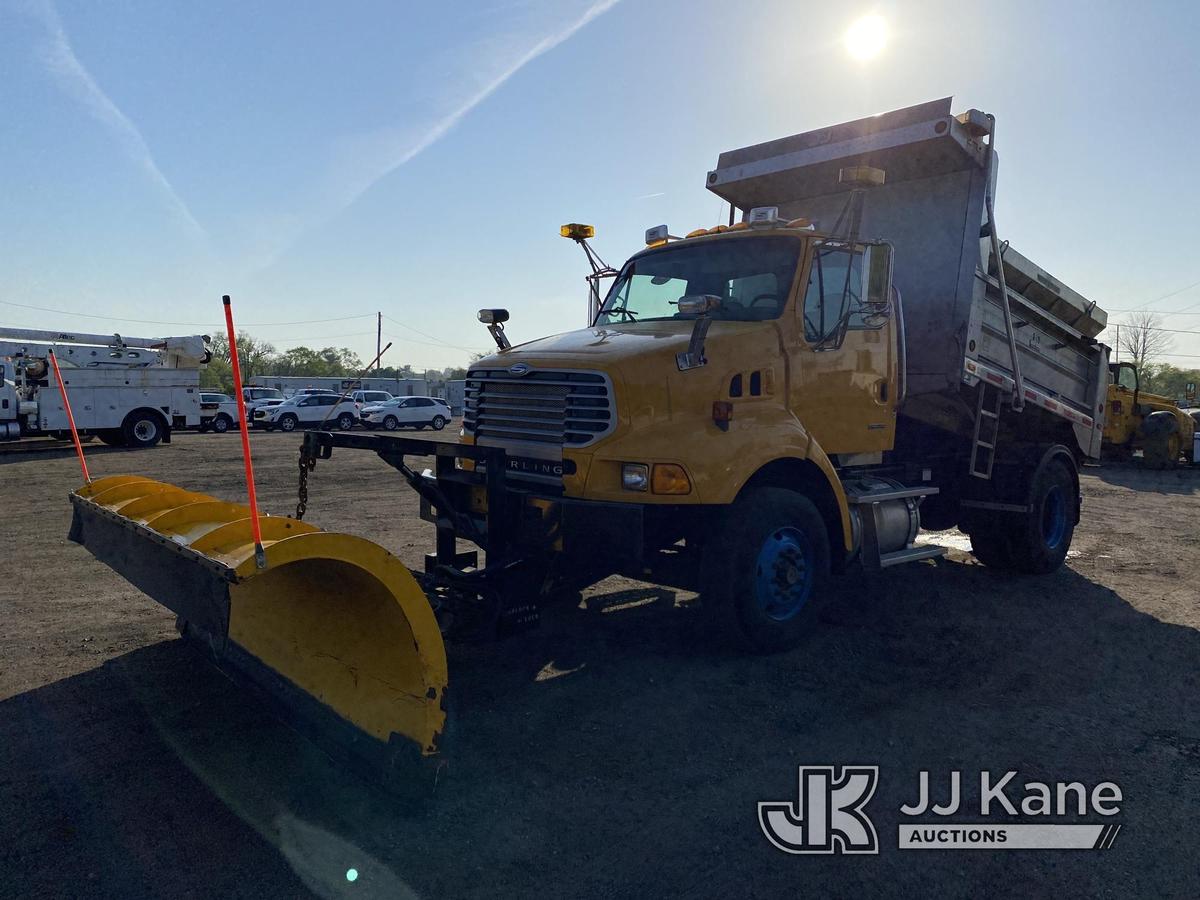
[652,463,691,495]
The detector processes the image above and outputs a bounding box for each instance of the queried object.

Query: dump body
[706,97,1109,457]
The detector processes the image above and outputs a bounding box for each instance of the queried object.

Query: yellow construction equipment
[69,474,448,784]
[1103,362,1196,467]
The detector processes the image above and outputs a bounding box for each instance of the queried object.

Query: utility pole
[376,311,382,372]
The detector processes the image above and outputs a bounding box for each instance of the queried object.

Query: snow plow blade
[68,475,448,790]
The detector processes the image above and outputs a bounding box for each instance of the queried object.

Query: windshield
[597,235,802,325]
[1113,365,1138,391]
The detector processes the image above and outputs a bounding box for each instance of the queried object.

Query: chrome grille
[463,368,614,447]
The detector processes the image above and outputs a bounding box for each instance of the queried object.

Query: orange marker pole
[47,349,91,484]
[222,295,266,569]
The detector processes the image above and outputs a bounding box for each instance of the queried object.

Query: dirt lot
[2,431,1199,898]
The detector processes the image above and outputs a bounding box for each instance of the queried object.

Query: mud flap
[69,475,449,793]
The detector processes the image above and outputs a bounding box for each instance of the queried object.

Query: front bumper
[301,431,645,585]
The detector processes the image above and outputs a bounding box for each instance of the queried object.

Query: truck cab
[465,223,896,514]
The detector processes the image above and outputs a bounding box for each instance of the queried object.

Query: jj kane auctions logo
[760,767,1123,853]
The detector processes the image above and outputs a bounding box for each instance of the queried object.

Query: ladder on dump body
[969,381,1002,479]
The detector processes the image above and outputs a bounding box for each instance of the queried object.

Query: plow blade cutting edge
[68,475,449,789]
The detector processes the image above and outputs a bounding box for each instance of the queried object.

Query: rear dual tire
[968,458,1075,574]
[122,410,165,449]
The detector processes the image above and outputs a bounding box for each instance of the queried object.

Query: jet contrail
[258,0,622,267]
[24,0,206,240]
[340,0,622,212]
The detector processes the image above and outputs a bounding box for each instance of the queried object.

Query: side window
[414,398,432,407]
[320,395,338,406]
[802,247,864,343]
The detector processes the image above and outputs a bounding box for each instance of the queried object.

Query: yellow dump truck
[70,99,1112,785]
[1103,361,1195,466]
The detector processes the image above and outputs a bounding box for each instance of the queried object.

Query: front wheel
[700,487,830,652]
[431,414,446,430]
[383,415,399,431]
[211,414,231,434]
[278,414,298,433]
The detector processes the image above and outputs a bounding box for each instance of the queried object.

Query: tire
[431,415,447,430]
[122,410,164,448]
[336,412,355,431]
[211,414,231,434]
[383,415,399,431]
[699,487,831,652]
[968,525,1013,569]
[278,414,298,433]
[98,430,126,447]
[1005,458,1076,574]
[1143,432,1180,470]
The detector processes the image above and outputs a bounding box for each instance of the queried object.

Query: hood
[482,319,770,367]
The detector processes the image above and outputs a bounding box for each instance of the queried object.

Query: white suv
[255,394,360,432]
[359,396,451,431]
[199,392,241,433]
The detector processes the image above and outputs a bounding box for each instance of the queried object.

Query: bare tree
[1116,310,1172,368]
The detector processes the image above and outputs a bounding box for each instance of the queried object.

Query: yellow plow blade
[69,475,448,786]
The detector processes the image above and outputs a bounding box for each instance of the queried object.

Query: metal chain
[296,445,316,520]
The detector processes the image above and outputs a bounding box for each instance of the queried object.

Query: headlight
[621,463,649,492]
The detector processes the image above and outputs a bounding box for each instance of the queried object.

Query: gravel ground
[1,431,1198,898]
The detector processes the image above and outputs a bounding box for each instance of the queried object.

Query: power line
[1105,278,1200,314]
[382,330,487,353]
[0,299,375,328]
[1104,321,1200,337]
[382,314,484,351]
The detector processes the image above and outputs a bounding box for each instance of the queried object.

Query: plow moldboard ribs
[68,474,449,792]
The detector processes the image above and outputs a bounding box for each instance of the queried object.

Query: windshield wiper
[603,305,638,322]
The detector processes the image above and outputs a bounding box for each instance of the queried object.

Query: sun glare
[844,15,888,60]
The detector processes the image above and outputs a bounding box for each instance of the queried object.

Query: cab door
[787,242,898,457]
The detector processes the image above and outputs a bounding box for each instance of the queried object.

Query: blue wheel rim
[1041,485,1067,551]
[754,526,814,621]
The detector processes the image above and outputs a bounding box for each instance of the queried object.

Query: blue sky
[3,0,1199,370]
